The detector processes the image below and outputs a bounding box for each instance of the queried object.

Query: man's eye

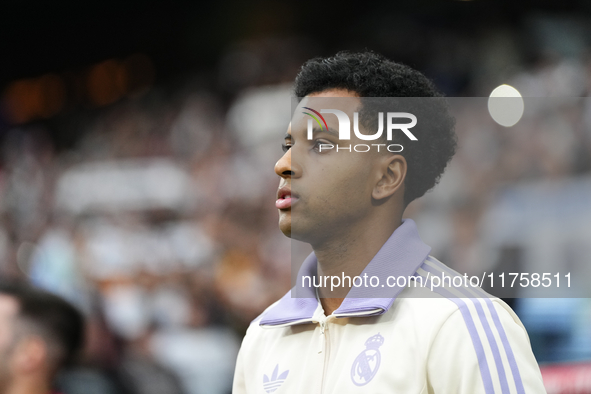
[312,140,329,152]
[281,144,291,153]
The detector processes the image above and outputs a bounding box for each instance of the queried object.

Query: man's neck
[314,216,402,316]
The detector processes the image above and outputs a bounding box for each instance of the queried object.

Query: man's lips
[275,198,295,209]
[276,187,299,209]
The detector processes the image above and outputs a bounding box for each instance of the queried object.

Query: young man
[0,281,84,394]
[233,51,546,393]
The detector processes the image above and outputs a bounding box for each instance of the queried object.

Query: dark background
[3,0,591,149]
[2,0,590,84]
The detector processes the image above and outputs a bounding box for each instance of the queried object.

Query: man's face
[0,295,18,389]
[274,89,385,245]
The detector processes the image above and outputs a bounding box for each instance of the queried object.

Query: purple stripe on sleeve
[484,298,526,394]
[421,263,510,393]
[472,300,511,393]
[424,258,525,394]
[419,273,496,394]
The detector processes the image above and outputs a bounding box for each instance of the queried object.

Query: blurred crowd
[2,28,591,393]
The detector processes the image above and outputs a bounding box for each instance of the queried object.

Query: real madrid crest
[351,333,384,386]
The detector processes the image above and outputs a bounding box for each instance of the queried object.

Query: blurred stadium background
[2,1,591,393]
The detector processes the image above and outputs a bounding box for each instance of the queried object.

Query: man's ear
[372,154,407,200]
[11,336,48,374]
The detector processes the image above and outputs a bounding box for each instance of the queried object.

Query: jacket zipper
[319,319,330,394]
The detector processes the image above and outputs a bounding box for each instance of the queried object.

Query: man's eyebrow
[314,127,339,137]
[285,127,339,140]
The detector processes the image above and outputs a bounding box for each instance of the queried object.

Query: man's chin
[279,225,313,244]
[279,225,292,238]
[278,213,316,243]
[278,216,306,241]
[278,213,292,238]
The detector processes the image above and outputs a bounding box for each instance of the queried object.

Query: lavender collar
[259,219,431,326]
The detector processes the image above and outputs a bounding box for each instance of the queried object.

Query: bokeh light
[488,84,524,127]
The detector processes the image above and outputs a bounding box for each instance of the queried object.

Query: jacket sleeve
[426,299,547,393]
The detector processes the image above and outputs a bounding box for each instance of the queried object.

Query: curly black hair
[294,51,457,206]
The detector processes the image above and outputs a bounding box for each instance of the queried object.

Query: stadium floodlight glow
[488,84,524,127]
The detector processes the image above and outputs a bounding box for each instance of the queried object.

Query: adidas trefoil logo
[263,364,289,393]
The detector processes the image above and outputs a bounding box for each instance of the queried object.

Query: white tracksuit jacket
[233,219,547,393]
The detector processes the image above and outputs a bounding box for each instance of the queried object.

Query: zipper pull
[318,321,325,353]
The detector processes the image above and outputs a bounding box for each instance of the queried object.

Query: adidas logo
[263,364,289,393]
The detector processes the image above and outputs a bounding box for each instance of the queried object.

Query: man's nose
[275,149,295,178]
